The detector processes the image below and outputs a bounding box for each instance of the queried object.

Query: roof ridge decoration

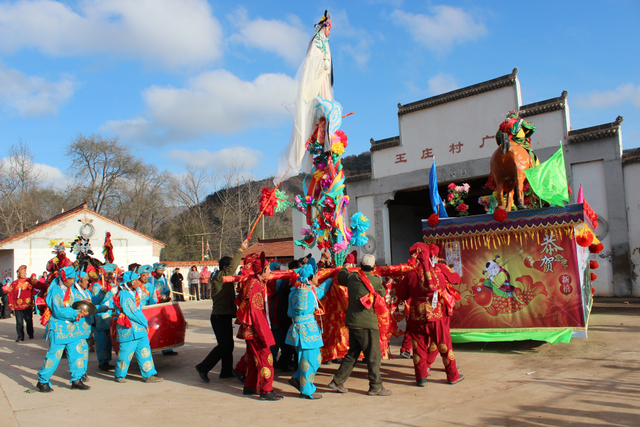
[568,116,624,144]
[520,90,568,118]
[397,68,519,116]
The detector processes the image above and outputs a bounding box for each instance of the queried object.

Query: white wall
[623,162,640,296]
[525,109,569,150]
[0,210,161,279]
[571,160,614,296]
[373,85,520,179]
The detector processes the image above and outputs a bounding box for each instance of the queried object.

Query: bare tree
[66,134,142,214]
[0,140,44,236]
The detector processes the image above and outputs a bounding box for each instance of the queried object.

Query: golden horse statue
[488,133,534,211]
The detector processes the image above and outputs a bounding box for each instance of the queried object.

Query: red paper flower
[427,214,439,227]
[447,183,456,190]
[590,260,599,270]
[576,233,594,247]
[457,203,468,213]
[334,130,348,147]
[317,240,331,250]
[590,273,597,281]
[524,197,531,206]
[258,187,277,217]
[494,208,508,222]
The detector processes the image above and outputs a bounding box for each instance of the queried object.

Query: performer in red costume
[8,265,38,342]
[235,252,283,401]
[395,242,464,387]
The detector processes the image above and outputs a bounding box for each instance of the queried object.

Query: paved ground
[0,298,639,427]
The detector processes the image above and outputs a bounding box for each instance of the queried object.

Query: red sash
[357,270,387,315]
[40,286,71,326]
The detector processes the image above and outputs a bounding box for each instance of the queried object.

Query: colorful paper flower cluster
[290,118,368,264]
[446,182,470,216]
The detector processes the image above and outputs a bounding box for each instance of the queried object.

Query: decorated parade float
[419,112,600,344]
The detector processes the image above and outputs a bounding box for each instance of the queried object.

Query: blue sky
[1,0,639,187]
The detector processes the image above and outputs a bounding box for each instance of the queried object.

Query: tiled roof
[622,147,640,166]
[568,116,624,144]
[520,91,568,117]
[0,202,166,247]
[243,237,294,260]
[345,172,372,183]
[370,136,400,152]
[397,68,519,116]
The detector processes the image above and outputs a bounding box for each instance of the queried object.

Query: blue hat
[269,261,280,271]
[102,263,117,273]
[122,271,140,283]
[59,266,77,281]
[138,265,153,274]
[152,262,167,271]
[76,271,88,281]
[296,258,317,282]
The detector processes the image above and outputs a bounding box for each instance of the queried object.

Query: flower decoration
[446,182,470,216]
[590,260,599,270]
[349,212,370,247]
[494,208,508,222]
[590,273,597,281]
[427,213,439,227]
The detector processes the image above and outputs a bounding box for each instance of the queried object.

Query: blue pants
[38,338,86,384]
[115,336,157,379]
[292,347,321,398]
[94,329,112,365]
[79,339,89,377]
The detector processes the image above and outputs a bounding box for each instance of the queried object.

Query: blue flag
[429,158,449,218]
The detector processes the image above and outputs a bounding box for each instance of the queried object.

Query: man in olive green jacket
[329,254,392,396]
[195,239,248,382]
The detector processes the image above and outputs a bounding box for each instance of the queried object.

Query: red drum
[110,301,186,354]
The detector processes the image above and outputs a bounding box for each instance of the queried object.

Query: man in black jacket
[170,268,184,301]
[195,239,248,382]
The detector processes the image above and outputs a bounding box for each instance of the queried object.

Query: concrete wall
[571,160,615,295]
[0,249,13,281]
[0,210,161,280]
[565,134,631,296]
[623,162,640,296]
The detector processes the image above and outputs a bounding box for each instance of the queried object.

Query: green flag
[524,144,570,207]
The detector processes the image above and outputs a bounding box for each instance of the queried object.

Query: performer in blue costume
[35,267,91,392]
[285,260,332,399]
[90,263,118,371]
[113,271,163,383]
[72,270,93,384]
[137,265,157,307]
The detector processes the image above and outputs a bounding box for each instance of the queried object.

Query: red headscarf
[244,252,267,275]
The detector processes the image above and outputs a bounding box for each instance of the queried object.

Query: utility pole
[188,232,217,262]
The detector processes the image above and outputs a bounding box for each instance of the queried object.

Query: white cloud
[391,5,487,53]
[427,73,459,95]
[0,62,74,116]
[574,83,640,110]
[34,163,69,188]
[0,0,223,69]
[101,69,295,142]
[167,147,263,170]
[228,7,309,66]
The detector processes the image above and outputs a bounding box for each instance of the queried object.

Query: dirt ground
[0,298,639,427]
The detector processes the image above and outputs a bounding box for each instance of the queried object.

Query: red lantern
[590,260,599,270]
